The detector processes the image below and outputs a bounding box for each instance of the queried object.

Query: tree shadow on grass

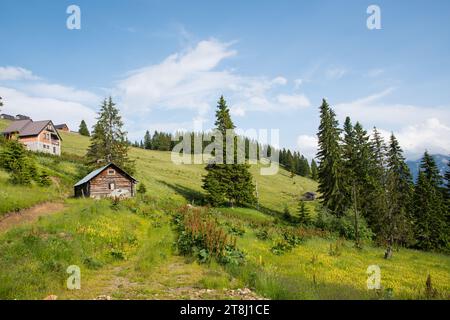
[157,180,206,204]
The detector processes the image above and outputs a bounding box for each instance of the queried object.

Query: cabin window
[109,183,115,190]
[53,146,56,154]
[107,169,115,175]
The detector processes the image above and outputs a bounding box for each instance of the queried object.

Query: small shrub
[256,228,271,241]
[37,170,52,186]
[137,183,147,194]
[172,205,245,265]
[328,238,344,256]
[314,207,373,241]
[83,257,103,270]
[271,240,292,255]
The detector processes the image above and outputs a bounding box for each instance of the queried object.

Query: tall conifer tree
[203,96,256,207]
[86,97,135,173]
[316,99,345,216]
[382,134,413,258]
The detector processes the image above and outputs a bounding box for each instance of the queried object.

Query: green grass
[231,217,450,299]
[59,130,319,215]
[1,119,449,300]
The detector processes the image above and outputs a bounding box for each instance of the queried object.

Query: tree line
[131,129,317,180]
[316,99,449,255]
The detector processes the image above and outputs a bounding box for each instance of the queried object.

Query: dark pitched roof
[74,163,137,187]
[1,119,62,140]
[2,119,32,133]
[55,124,68,129]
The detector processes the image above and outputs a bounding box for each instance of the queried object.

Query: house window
[53,146,56,154]
[109,183,115,190]
[107,169,115,175]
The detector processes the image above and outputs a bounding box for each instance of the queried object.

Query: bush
[37,170,52,187]
[256,228,271,241]
[315,207,373,241]
[172,206,245,265]
[137,183,147,194]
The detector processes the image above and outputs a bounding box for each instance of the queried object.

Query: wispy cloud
[0,66,39,81]
[334,88,450,158]
[116,39,311,120]
[325,67,348,80]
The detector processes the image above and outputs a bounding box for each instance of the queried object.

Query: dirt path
[59,255,265,300]
[0,202,65,233]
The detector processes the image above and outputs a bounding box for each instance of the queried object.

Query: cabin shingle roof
[74,163,137,187]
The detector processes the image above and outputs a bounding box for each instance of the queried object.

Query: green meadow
[0,119,449,300]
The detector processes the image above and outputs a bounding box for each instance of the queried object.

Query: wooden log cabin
[1,119,62,156]
[74,163,137,199]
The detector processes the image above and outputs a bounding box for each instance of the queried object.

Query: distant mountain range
[407,154,449,182]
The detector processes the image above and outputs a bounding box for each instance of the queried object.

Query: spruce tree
[411,152,448,251]
[341,119,372,247]
[316,99,345,216]
[366,127,388,235]
[203,96,256,207]
[0,139,33,185]
[298,200,311,225]
[78,120,90,136]
[382,134,413,258]
[143,130,152,149]
[86,97,135,174]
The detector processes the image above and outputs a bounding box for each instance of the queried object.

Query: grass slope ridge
[1,119,449,300]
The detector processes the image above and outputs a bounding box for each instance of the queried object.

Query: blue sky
[1,0,449,160]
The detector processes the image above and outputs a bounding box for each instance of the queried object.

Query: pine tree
[86,97,135,174]
[341,119,372,247]
[341,116,357,211]
[310,159,318,181]
[203,96,256,207]
[411,152,448,251]
[382,134,414,258]
[298,200,311,225]
[137,183,147,194]
[366,127,388,235]
[316,99,346,216]
[0,139,33,185]
[420,152,443,188]
[143,130,152,149]
[78,120,90,136]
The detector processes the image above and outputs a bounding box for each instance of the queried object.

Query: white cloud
[297,134,318,160]
[23,83,100,105]
[0,66,39,81]
[277,94,311,109]
[0,86,97,131]
[334,88,450,128]
[325,67,347,80]
[294,78,303,89]
[378,119,450,160]
[335,89,450,159]
[117,39,238,114]
[116,39,311,120]
[271,76,288,86]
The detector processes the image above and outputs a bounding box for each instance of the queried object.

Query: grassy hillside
[0,120,83,215]
[59,130,318,215]
[1,119,449,300]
